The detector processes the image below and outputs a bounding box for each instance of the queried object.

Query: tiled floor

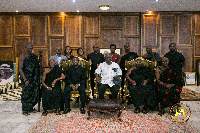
[0,100,199,133]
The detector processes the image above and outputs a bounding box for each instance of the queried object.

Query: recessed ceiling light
[77,10,79,12]
[99,5,109,10]
[156,0,158,1]
[73,0,76,3]
[16,10,18,12]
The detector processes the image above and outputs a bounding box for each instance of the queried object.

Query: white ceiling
[0,0,199,12]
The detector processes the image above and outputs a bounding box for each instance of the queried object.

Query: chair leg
[87,109,90,120]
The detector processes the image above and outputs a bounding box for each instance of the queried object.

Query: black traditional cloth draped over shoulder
[42,65,63,110]
[21,53,40,112]
[157,67,182,108]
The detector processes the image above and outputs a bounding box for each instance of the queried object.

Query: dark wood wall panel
[48,16,64,36]
[85,16,99,35]
[102,30,122,48]
[178,47,193,72]
[194,36,200,57]
[14,37,30,58]
[0,48,13,61]
[49,39,63,56]
[66,15,82,47]
[84,38,99,56]
[14,16,30,36]
[31,16,46,46]
[124,16,139,36]
[143,15,158,46]
[0,16,12,46]
[124,37,140,55]
[178,15,192,45]
[160,15,175,35]
[160,37,175,56]
[32,48,48,67]
[195,14,200,35]
[101,16,122,28]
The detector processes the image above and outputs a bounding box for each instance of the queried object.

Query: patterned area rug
[29,110,198,133]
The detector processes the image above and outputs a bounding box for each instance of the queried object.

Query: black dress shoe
[80,108,85,114]
[63,108,71,114]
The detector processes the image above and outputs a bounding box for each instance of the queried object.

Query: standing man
[49,46,68,67]
[63,57,87,114]
[164,43,185,87]
[95,53,122,99]
[119,43,138,100]
[142,45,162,66]
[87,44,105,97]
[110,44,120,63]
[19,42,40,116]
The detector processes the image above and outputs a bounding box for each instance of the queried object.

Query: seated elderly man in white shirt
[95,53,122,99]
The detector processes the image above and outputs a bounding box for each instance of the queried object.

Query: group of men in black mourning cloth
[19,42,185,116]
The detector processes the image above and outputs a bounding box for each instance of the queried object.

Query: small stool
[87,99,122,120]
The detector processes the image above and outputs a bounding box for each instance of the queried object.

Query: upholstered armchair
[62,57,91,101]
[123,57,157,107]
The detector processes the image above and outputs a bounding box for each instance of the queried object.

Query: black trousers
[64,85,86,108]
[98,84,119,99]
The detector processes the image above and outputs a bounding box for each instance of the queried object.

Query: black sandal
[134,107,140,113]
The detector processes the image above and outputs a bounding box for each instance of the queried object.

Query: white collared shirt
[95,62,122,87]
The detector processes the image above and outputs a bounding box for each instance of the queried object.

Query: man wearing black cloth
[126,59,156,114]
[19,42,40,116]
[164,43,185,87]
[119,43,138,100]
[142,45,161,66]
[63,57,87,114]
[87,44,105,98]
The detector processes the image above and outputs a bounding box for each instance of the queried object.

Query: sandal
[134,107,140,113]
[41,111,48,116]
[158,109,165,116]
[22,112,30,116]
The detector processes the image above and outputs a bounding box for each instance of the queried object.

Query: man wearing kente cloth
[126,59,156,114]
[19,42,40,116]
[41,59,65,116]
[156,57,182,116]
[164,43,185,87]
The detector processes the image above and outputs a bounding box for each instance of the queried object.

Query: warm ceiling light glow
[73,0,75,3]
[99,5,109,10]
[77,10,79,12]
[146,10,149,12]
[156,0,158,1]
[60,12,65,15]
[16,10,18,12]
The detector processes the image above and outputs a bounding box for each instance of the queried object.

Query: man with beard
[164,43,185,87]
[126,59,156,114]
[95,53,122,99]
[63,57,87,114]
[119,43,138,101]
[142,45,161,66]
[19,42,40,116]
[49,46,68,67]
[87,44,105,97]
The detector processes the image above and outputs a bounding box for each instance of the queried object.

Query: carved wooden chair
[94,64,122,99]
[62,57,91,102]
[123,57,157,107]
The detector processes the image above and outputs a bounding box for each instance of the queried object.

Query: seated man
[63,57,87,114]
[95,53,122,99]
[41,59,65,116]
[126,59,156,114]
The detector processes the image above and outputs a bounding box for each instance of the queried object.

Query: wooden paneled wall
[0,12,200,73]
